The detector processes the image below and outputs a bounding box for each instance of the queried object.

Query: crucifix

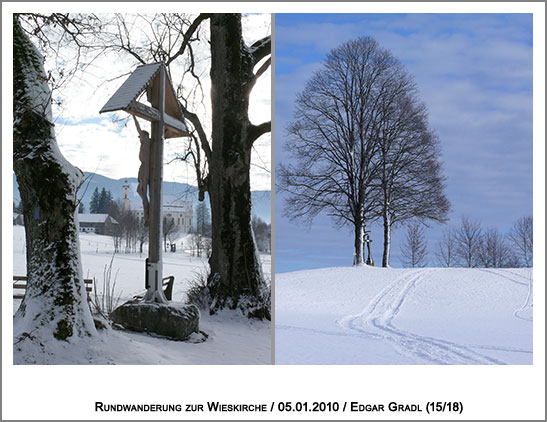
[364,232,374,266]
[100,62,189,303]
[133,115,150,227]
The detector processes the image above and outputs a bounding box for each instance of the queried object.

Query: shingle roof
[99,63,162,114]
[79,214,117,224]
[99,62,188,138]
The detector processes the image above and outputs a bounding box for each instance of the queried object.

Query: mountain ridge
[13,172,271,223]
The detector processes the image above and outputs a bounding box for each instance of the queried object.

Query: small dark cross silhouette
[364,233,374,266]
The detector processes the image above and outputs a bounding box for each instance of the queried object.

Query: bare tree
[454,216,482,267]
[109,204,139,253]
[279,36,448,267]
[162,216,178,252]
[436,226,456,267]
[124,211,139,253]
[107,201,134,253]
[279,37,395,265]
[191,202,211,257]
[195,202,211,237]
[508,216,533,267]
[110,223,123,254]
[136,220,148,255]
[17,13,104,100]
[189,230,208,258]
[13,15,96,342]
[477,228,512,268]
[375,86,450,267]
[400,222,428,268]
[107,204,122,254]
[504,252,523,268]
[252,215,271,254]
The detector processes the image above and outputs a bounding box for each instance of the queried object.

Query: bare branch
[178,100,211,162]
[245,56,271,95]
[248,121,271,145]
[400,222,428,267]
[254,56,271,80]
[248,35,271,65]
[166,13,212,66]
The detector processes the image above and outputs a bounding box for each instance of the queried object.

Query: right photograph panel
[274,13,533,365]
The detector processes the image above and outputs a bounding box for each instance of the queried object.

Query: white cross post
[100,62,188,304]
[144,64,167,303]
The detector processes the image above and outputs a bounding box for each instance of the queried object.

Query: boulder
[111,301,200,341]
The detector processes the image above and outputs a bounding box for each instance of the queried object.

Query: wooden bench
[133,276,175,301]
[13,276,93,300]
[14,275,174,301]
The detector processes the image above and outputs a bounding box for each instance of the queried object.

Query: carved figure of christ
[133,115,151,226]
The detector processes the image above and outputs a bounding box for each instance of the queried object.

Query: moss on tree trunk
[13,16,96,342]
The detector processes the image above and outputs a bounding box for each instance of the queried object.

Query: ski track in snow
[276,324,361,339]
[337,269,509,365]
[478,268,529,286]
[513,274,533,322]
[477,268,533,322]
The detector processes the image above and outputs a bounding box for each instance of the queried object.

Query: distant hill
[13,172,271,224]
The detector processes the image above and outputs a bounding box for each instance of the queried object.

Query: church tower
[122,180,130,211]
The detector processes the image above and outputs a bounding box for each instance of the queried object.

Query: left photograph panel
[12,12,272,364]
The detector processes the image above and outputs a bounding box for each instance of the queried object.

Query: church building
[121,180,193,232]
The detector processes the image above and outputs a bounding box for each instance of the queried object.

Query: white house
[121,180,193,232]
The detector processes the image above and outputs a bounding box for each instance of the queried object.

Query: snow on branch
[248,35,271,65]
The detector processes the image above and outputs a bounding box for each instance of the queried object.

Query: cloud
[56,120,140,178]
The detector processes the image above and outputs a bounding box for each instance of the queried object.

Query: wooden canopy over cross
[100,62,188,303]
[100,62,188,138]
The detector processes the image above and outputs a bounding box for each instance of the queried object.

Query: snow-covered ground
[12,225,271,364]
[275,266,533,365]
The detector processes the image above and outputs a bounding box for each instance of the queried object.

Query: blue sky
[275,13,533,273]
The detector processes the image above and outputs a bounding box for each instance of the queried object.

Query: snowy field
[12,225,271,364]
[275,266,533,365]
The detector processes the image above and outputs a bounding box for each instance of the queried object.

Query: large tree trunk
[353,219,365,265]
[207,14,268,318]
[382,207,391,267]
[13,18,96,345]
